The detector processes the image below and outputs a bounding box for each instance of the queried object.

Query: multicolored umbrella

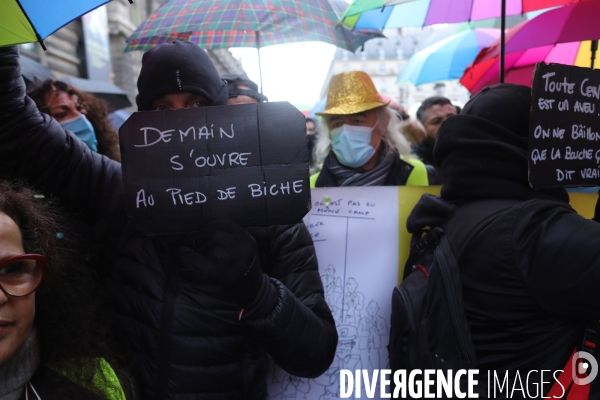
[341,0,580,29]
[398,28,500,85]
[462,1,600,93]
[496,0,600,53]
[125,0,382,52]
[0,0,131,49]
[462,40,600,93]
[340,0,583,82]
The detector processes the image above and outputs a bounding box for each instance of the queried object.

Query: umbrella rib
[14,0,46,50]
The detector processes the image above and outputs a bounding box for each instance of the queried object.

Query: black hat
[136,40,228,111]
[461,83,532,138]
[221,74,268,102]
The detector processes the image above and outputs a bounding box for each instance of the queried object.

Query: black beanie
[136,40,228,111]
[460,83,532,138]
[221,74,268,102]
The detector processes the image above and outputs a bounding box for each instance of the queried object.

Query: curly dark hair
[0,179,130,399]
[28,80,122,162]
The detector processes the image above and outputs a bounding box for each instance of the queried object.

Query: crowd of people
[1,37,599,400]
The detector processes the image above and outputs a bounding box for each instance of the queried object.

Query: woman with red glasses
[0,180,134,399]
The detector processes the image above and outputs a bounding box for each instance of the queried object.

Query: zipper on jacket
[434,247,473,363]
[156,243,180,399]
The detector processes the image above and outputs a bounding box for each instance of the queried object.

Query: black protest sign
[529,62,600,189]
[119,102,310,235]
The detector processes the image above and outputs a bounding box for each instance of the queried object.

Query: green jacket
[29,358,128,400]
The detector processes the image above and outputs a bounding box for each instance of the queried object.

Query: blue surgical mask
[330,122,378,168]
[60,114,98,152]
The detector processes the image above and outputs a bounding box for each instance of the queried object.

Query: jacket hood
[433,111,568,204]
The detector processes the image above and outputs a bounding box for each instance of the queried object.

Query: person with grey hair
[310,71,429,187]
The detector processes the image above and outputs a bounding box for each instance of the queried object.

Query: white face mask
[330,122,379,168]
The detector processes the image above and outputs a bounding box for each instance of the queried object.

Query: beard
[421,135,436,148]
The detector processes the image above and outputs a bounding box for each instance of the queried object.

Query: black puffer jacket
[0,47,337,399]
[408,107,600,398]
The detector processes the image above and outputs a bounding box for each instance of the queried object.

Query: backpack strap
[547,320,598,399]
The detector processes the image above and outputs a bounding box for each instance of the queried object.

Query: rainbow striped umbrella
[461,40,600,93]
[398,28,500,85]
[0,0,130,49]
[341,0,583,29]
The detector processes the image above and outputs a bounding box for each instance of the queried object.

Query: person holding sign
[408,83,600,396]
[310,71,429,187]
[0,42,336,399]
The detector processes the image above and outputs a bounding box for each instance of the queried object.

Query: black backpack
[389,199,519,382]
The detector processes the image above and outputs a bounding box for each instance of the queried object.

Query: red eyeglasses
[0,254,47,297]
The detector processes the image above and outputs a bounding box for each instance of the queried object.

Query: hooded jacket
[408,84,600,398]
[0,46,336,399]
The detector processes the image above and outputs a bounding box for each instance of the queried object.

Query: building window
[342,51,350,61]
[378,47,385,60]
[379,63,386,74]
[360,51,367,61]
[361,63,368,72]
[342,64,350,72]
[396,47,404,60]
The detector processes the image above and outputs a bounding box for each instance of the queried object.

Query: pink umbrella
[501,0,600,53]
[461,39,600,93]
[342,0,582,29]
[461,1,600,93]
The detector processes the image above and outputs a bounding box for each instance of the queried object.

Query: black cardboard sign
[529,62,600,189]
[119,102,310,235]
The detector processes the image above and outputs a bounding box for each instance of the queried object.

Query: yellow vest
[310,155,429,188]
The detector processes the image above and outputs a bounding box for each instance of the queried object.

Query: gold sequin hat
[317,71,389,116]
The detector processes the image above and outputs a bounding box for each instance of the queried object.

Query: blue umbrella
[397,28,500,86]
[0,0,132,49]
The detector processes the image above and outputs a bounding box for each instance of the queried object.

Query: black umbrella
[61,76,132,110]
[20,55,55,86]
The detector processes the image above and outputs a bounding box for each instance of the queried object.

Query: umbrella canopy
[20,55,54,86]
[125,0,382,53]
[0,0,130,49]
[499,0,600,53]
[461,1,600,92]
[341,0,580,29]
[398,28,499,85]
[61,76,132,110]
[461,40,600,93]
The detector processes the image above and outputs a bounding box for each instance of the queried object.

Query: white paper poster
[268,186,400,400]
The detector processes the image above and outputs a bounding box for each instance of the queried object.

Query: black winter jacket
[408,113,600,398]
[0,47,337,399]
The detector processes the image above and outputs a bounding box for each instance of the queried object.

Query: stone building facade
[20,0,246,110]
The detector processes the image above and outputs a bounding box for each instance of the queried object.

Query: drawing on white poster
[268,186,400,400]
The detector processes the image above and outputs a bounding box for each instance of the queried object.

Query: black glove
[193,220,277,319]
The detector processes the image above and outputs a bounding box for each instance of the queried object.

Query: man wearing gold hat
[310,71,429,187]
